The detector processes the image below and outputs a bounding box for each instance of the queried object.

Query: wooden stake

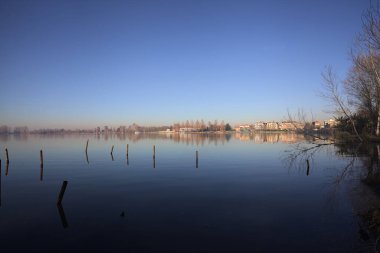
[85,139,89,153]
[40,150,43,166]
[126,144,129,157]
[306,159,310,176]
[57,181,68,205]
[5,148,9,164]
[111,145,114,155]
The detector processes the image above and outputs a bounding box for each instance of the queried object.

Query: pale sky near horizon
[0,0,371,129]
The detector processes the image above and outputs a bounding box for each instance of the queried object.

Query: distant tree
[220,120,225,131]
[225,123,232,131]
[200,119,206,130]
[320,4,380,140]
[195,120,200,130]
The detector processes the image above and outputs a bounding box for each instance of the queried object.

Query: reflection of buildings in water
[97,132,305,145]
[0,134,10,142]
[235,132,304,144]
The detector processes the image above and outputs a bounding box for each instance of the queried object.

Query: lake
[0,132,373,252]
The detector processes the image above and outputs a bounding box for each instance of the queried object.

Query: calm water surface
[0,133,368,252]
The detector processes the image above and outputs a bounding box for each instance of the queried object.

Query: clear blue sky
[0,0,370,129]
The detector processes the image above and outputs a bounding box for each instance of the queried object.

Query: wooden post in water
[85,139,89,153]
[306,159,310,176]
[57,181,68,205]
[126,144,129,157]
[40,150,44,167]
[110,145,114,161]
[40,150,44,181]
[196,150,199,168]
[5,148,9,164]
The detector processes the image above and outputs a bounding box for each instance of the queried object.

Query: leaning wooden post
[5,148,9,164]
[57,181,68,205]
[111,145,114,155]
[85,139,89,153]
[196,150,199,168]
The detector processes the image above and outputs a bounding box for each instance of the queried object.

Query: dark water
[0,133,369,252]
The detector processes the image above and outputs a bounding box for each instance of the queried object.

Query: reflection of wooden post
[0,159,2,206]
[57,203,69,228]
[40,163,43,181]
[196,150,199,168]
[153,145,156,168]
[5,148,9,164]
[57,181,68,205]
[85,139,89,153]
[5,161,9,176]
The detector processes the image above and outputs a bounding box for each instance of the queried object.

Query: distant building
[279,121,304,131]
[266,122,279,130]
[312,121,322,129]
[236,125,251,133]
[254,122,266,130]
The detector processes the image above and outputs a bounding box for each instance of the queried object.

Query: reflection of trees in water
[0,132,306,146]
[284,139,380,248]
[334,143,380,190]
[283,139,380,184]
[99,132,306,146]
[283,140,335,175]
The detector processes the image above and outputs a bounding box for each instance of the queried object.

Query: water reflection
[0,159,2,206]
[57,204,69,228]
[40,163,43,181]
[5,161,9,176]
[0,132,372,252]
[85,151,89,164]
[0,132,306,146]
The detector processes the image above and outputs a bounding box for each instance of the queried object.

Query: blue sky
[0,0,370,129]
